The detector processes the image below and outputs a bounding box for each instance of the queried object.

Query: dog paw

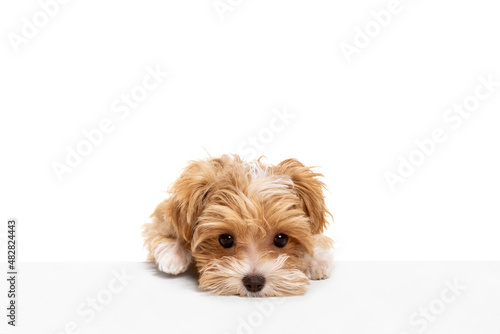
[304,247,334,280]
[154,240,192,275]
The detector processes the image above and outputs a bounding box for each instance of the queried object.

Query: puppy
[143,155,333,296]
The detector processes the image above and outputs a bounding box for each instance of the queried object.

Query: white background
[1,0,500,262]
[11,262,500,334]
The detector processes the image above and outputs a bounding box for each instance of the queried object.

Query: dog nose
[242,275,265,292]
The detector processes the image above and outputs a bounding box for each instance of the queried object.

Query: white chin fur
[200,254,308,296]
[304,246,334,280]
[154,240,192,275]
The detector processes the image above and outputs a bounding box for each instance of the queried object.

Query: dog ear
[163,157,228,244]
[275,159,331,234]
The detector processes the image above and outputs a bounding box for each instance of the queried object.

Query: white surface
[2,261,499,334]
[1,1,500,263]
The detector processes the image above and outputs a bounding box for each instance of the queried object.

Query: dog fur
[143,155,333,296]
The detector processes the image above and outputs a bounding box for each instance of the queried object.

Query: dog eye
[218,234,234,248]
[273,234,288,248]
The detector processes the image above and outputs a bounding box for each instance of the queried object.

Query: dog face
[149,155,330,296]
[193,172,314,296]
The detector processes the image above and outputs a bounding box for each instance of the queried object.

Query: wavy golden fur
[143,154,333,296]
